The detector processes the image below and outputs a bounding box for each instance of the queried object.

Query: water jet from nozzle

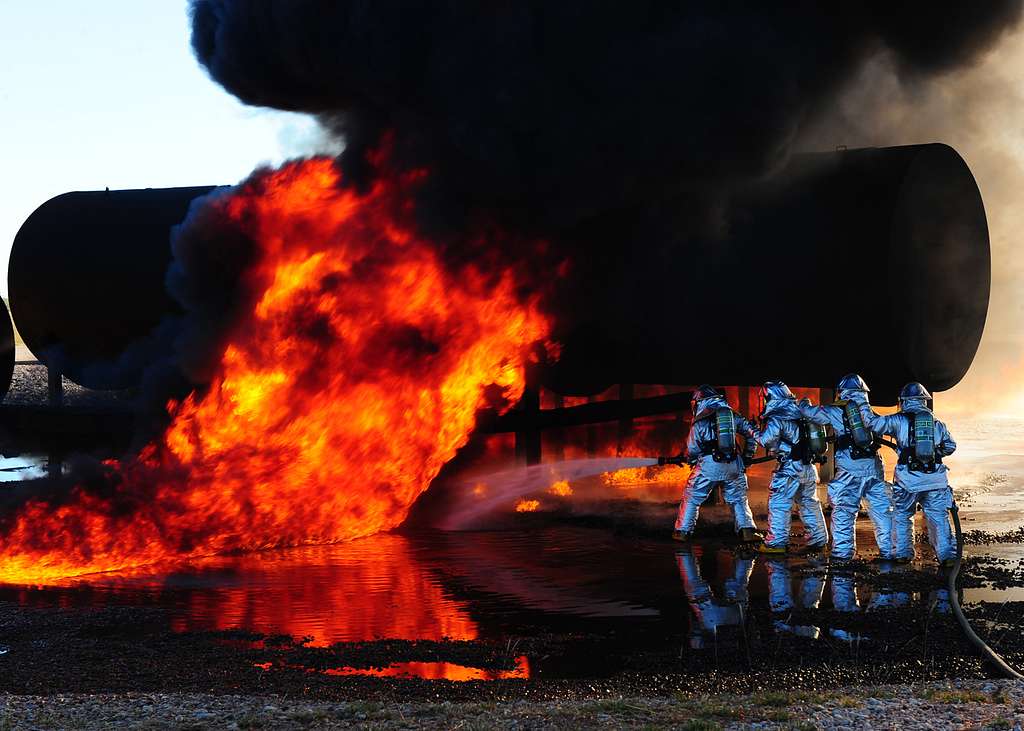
[439,458,658,531]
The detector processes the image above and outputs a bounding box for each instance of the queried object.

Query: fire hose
[947,501,1023,679]
[870,440,1022,677]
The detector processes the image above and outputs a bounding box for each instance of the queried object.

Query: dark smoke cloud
[189,0,1022,237]
[796,28,1024,415]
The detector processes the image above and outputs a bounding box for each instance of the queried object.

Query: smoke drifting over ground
[798,27,1024,414]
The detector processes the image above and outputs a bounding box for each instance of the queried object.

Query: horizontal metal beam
[478,390,692,434]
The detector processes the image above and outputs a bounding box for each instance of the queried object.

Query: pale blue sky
[0,0,320,295]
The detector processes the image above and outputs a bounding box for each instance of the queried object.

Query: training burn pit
[1,0,1011,587]
[0,158,551,584]
[0,142,992,582]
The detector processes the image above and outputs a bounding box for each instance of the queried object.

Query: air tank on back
[7,144,989,403]
[9,186,216,389]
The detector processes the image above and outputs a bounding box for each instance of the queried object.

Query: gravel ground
[0,679,1022,729]
[5,363,135,409]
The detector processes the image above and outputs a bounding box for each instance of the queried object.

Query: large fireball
[0,158,550,584]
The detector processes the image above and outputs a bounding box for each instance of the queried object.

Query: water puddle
[0,527,993,645]
[0,417,1019,679]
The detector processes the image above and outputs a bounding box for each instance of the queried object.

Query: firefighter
[751,381,829,554]
[860,382,958,565]
[798,374,894,561]
[661,385,761,543]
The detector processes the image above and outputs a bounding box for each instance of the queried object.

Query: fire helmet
[836,373,870,393]
[761,381,795,402]
[899,382,932,403]
[691,384,722,415]
[757,381,795,416]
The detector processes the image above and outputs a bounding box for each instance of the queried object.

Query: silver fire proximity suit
[676,548,753,649]
[861,396,957,562]
[753,396,828,550]
[674,395,758,535]
[799,389,893,560]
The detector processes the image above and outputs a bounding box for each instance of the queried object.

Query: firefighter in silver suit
[798,374,893,560]
[751,381,828,554]
[664,385,760,543]
[860,382,957,565]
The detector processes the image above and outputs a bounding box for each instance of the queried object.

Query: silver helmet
[836,373,870,393]
[899,382,932,403]
[757,381,795,416]
[691,384,722,416]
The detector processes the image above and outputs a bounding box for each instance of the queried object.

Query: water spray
[440,457,659,531]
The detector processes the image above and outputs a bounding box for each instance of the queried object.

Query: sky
[0,0,318,293]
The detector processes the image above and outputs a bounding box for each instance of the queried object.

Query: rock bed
[0,679,1022,730]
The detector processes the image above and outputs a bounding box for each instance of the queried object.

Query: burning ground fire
[549,480,573,496]
[0,157,551,584]
[514,499,541,513]
[602,464,690,488]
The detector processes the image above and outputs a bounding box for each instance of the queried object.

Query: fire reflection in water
[254,656,530,682]
[158,534,477,645]
[324,656,530,681]
[27,526,661,645]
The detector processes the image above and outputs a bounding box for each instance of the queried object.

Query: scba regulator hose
[948,502,1023,680]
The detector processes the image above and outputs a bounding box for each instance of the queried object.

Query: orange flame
[514,499,540,513]
[602,464,690,488]
[549,480,572,497]
[0,158,551,583]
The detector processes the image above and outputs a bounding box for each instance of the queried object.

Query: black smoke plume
[189,0,1021,239]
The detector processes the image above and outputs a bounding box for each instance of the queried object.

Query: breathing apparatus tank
[714,407,737,461]
[900,410,940,473]
[841,401,873,452]
[913,412,936,462]
[798,419,829,465]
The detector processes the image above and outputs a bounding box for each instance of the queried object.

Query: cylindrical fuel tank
[543,143,990,403]
[8,145,989,403]
[0,299,16,401]
[9,186,216,389]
